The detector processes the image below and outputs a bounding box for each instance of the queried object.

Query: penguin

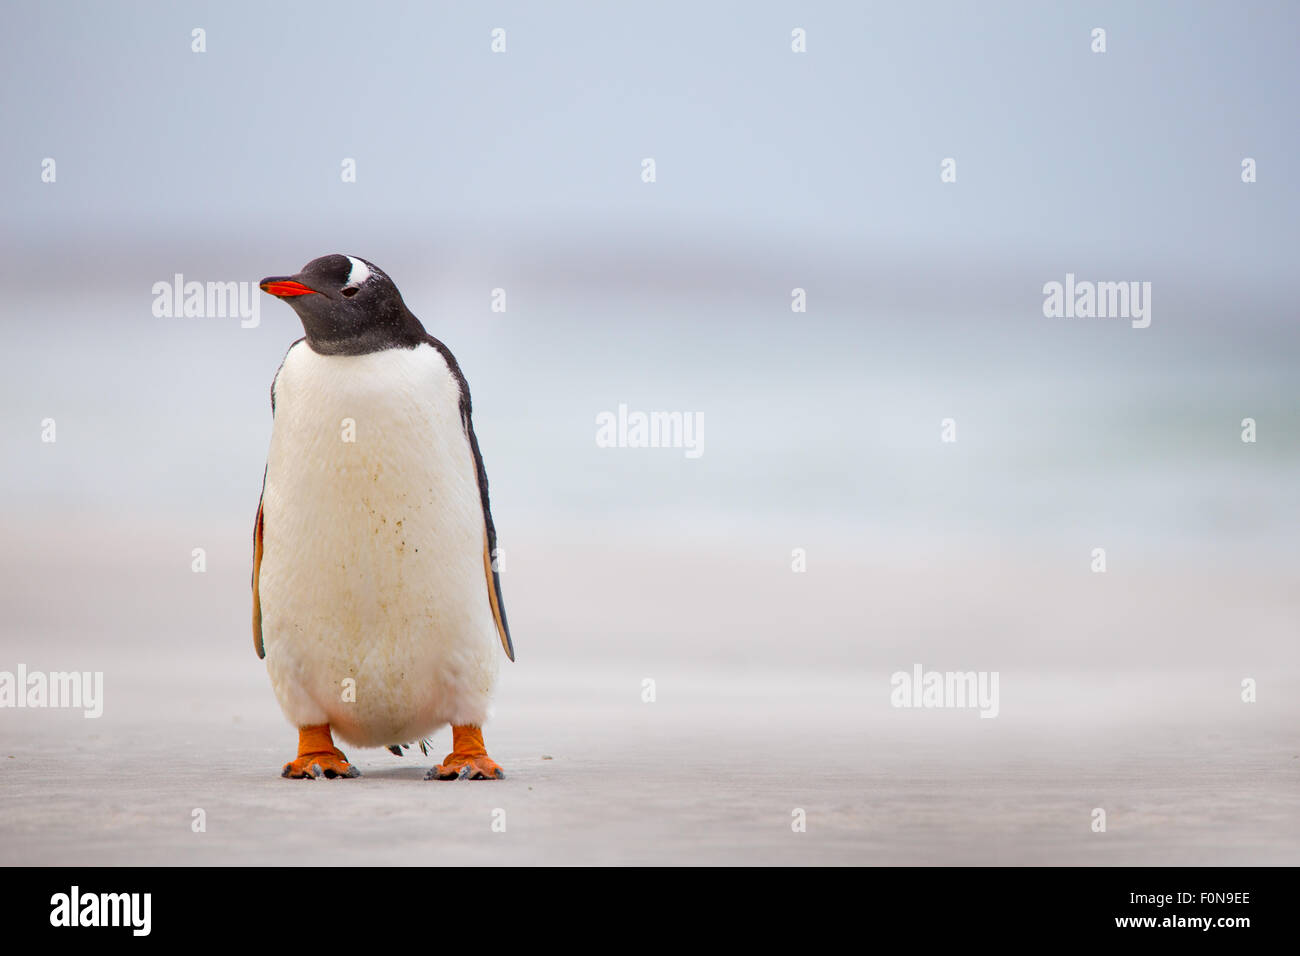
[252,254,514,781]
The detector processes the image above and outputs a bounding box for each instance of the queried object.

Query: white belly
[258,341,499,747]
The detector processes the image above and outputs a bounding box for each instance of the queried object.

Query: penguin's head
[260,254,424,354]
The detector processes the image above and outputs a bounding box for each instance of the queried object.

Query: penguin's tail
[386,739,434,757]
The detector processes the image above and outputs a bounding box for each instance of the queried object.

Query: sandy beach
[2,520,1296,866]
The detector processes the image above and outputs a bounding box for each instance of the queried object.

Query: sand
[1,520,1297,866]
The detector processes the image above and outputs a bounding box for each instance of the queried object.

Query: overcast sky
[3,0,1296,290]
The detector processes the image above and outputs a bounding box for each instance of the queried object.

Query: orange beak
[259,279,318,297]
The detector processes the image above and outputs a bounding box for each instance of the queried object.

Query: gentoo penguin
[252,254,514,780]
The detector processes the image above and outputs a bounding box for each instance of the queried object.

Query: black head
[259,254,426,354]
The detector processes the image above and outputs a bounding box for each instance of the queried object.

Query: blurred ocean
[3,256,1295,571]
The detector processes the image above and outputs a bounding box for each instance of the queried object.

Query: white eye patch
[345,256,372,289]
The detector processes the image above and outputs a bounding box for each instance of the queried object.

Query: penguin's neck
[302,305,427,356]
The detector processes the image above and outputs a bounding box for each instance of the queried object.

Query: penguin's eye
[341,287,358,298]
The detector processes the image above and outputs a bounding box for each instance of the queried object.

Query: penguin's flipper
[426,332,515,662]
[255,341,300,662]
[464,415,513,662]
[252,495,265,660]
[482,531,513,661]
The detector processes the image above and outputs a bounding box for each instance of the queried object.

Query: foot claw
[425,755,505,781]
[282,749,359,780]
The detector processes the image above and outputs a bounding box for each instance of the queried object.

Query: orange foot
[282,724,361,779]
[425,725,505,780]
